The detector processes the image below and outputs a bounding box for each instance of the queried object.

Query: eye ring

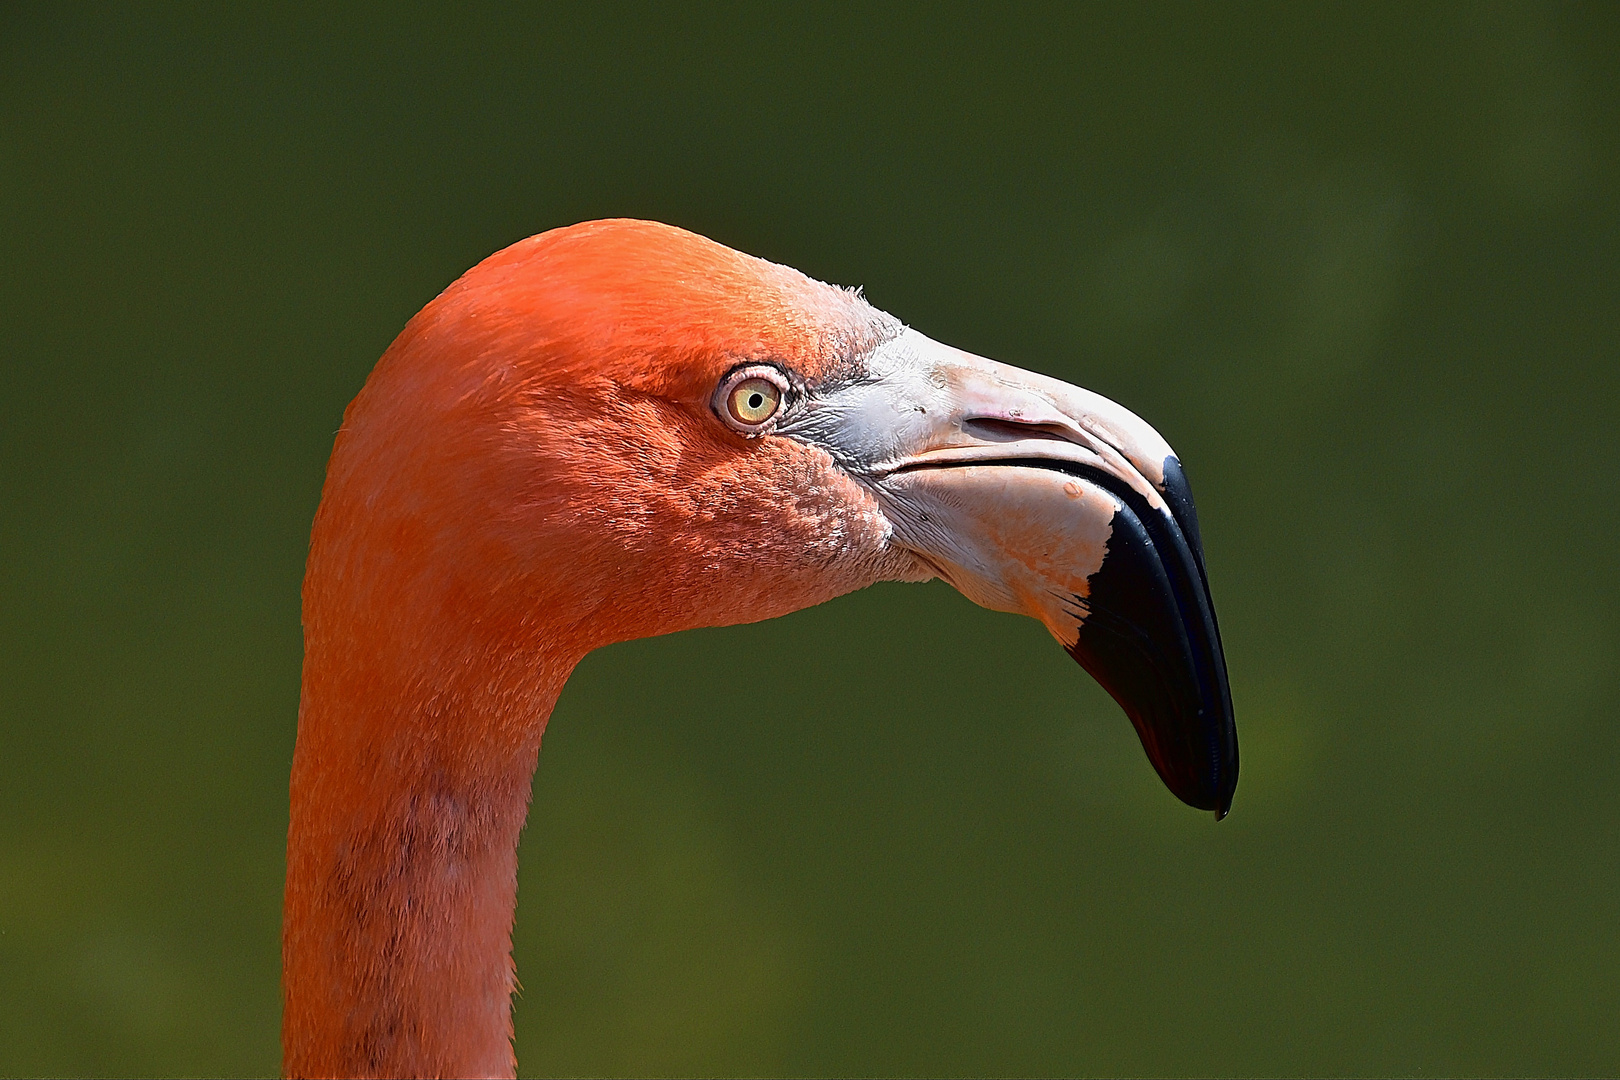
[713,365,792,436]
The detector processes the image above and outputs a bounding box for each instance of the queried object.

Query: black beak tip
[1204,714,1240,821]
[1065,459,1237,820]
[1136,698,1238,820]
[1160,456,1237,820]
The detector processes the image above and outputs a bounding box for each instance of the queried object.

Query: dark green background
[3,3,1617,1075]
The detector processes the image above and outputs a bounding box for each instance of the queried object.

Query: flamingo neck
[282,605,577,1079]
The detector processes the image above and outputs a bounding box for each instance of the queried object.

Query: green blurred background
[2,3,1617,1075]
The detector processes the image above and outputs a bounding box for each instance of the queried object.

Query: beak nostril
[963,417,1080,445]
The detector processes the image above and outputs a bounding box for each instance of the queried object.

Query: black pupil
[747,392,764,409]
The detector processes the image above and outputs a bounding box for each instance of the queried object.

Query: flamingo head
[320,219,1236,816]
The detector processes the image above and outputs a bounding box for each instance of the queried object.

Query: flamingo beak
[789,330,1237,816]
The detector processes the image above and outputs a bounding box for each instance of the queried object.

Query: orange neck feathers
[283,221,903,1077]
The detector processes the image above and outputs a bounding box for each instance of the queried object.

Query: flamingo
[282,218,1236,1078]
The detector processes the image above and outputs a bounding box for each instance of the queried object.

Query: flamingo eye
[715,367,790,434]
[729,379,780,423]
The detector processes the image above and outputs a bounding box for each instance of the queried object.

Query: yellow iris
[727,377,781,425]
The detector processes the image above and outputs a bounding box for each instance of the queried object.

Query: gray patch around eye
[775,330,952,475]
[786,305,903,394]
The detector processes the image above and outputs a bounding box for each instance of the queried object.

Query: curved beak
[791,330,1237,817]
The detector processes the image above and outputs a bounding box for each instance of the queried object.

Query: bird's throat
[282,632,572,1079]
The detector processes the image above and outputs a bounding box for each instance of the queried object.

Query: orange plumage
[285,221,915,1077]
